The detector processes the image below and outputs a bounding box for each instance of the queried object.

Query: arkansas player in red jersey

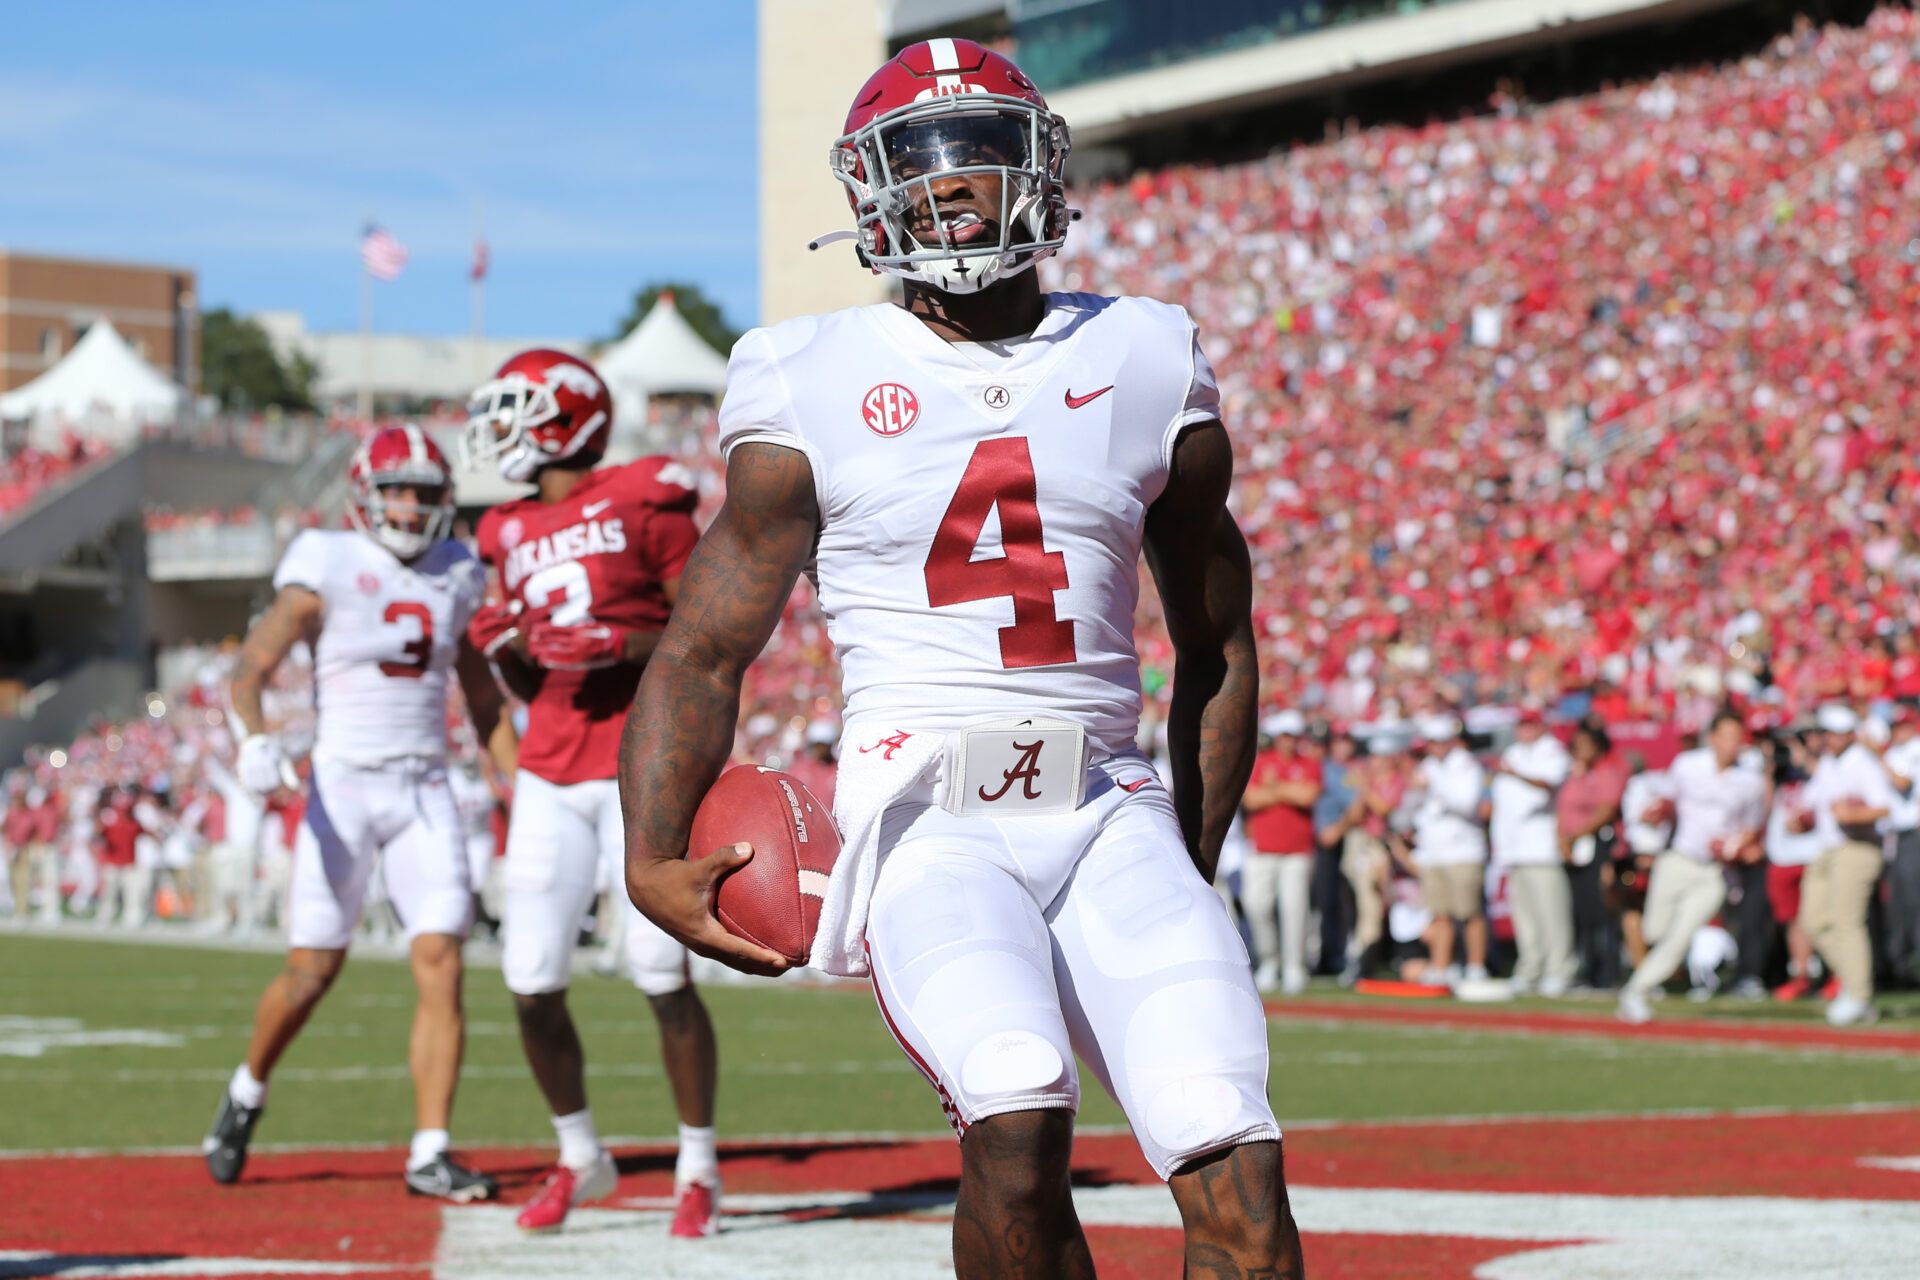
[465,349,722,1237]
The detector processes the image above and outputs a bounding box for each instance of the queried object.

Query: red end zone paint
[1285,1109,1920,1200]
[5,1111,1918,1278]
[1268,995,1920,1053]
[0,1148,444,1277]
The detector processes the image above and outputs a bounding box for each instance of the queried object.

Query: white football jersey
[273,529,485,766]
[719,293,1219,755]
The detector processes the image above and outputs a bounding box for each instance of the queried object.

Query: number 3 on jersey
[924,437,1076,669]
[379,602,433,678]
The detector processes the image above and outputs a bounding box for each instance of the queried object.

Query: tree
[200,308,316,411]
[605,283,739,355]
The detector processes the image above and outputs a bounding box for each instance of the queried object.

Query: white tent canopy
[0,319,186,442]
[595,293,729,441]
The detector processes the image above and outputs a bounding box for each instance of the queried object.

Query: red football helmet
[463,349,613,483]
[347,423,455,560]
[825,37,1072,294]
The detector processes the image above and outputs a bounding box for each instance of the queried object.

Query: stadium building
[0,249,197,396]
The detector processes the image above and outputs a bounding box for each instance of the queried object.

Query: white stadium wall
[1047,0,1748,144]
[758,0,893,327]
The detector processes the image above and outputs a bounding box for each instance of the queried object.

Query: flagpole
[359,263,373,422]
[471,200,486,383]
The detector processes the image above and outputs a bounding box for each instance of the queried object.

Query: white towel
[810,725,943,977]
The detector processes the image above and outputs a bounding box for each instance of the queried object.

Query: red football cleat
[516,1151,616,1234]
[1773,977,1812,1003]
[670,1175,722,1238]
[1820,977,1842,1001]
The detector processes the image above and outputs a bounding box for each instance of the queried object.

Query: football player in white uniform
[622,39,1301,1278]
[203,425,511,1202]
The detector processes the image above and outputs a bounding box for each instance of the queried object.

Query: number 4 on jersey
[924,438,1076,669]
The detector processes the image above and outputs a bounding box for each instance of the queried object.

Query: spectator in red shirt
[95,787,143,925]
[1557,720,1631,989]
[16,785,64,925]
[1891,632,1920,702]
[1241,711,1324,994]
[3,783,36,920]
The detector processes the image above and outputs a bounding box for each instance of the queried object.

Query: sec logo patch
[356,572,381,595]
[862,383,919,437]
[497,517,523,551]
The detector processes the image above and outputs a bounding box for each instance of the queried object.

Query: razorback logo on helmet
[463,348,614,483]
[542,360,605,399]
[862,383,919,437]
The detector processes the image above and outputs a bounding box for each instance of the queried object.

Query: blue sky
[0,2,758,340]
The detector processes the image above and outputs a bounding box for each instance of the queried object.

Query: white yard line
[428,1185,1920,1279]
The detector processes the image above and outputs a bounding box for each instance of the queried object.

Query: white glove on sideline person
[237,734,296,796]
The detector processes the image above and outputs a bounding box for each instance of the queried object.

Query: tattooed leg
[953,1110,1094,1280]
[1170,1140,1305,1279]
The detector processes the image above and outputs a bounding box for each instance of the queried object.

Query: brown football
[688,766,840,965]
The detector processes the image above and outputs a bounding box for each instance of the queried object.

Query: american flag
[359,224,408,281]
[470,238,489,282]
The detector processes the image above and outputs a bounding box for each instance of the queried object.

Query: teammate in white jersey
[621,39,1300,1277]
[203,425,510,1202]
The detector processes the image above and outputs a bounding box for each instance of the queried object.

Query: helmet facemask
[351,469,454,560]
[463,374,553,482]
[832,94,1071,295]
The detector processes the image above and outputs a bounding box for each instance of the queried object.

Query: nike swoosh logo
[1065,385,1114,410]
[581,500,612,518]
[1119,778,1152,793]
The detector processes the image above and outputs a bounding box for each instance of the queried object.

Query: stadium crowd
[6,10,1920,1021]
[1226,702,1920,1025]
[0,433,113,518]
[1055,5,1920,734]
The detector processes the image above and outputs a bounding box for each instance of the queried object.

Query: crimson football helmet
[823,38,1072,294]
[346,423,456,560]
[463,348,613,483]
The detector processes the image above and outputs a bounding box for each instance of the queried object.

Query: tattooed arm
[229,585,323,735]
[619,443,820,975]
[1143,422,1258,881]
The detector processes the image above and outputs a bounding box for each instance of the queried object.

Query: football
[688,766,841,965]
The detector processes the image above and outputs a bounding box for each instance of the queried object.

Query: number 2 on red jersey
[924,437,1076,669]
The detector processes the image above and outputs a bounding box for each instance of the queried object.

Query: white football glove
[237,733,297,795]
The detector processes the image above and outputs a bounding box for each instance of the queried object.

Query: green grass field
[3,930,1917,1154]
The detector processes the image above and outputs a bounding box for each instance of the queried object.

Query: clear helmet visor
[880,111,1031,181]
[373,481,448,535]
[832,94,1072,295]
[357,473,453,557]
